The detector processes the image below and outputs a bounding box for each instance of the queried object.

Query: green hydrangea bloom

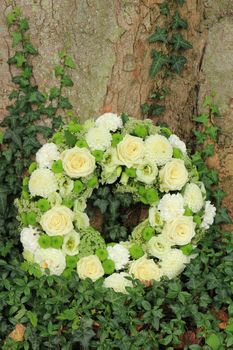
[78,227,106,258]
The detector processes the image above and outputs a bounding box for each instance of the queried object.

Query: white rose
[117,134,145,168]
[103,272,133,294]
[62,230,80,256]
[136,161,158,184]
[158,193,184,222]
[74,211,90,229]
[147,234,172,259]
[29,168,58,198]
[77,255,104,281]
[160,249,189,279]
[36,142,60,169]
[85,126,112,151]
[40,205,74,236]
[62,147,95,178]
[95,113,123,131]
[168,134,186,154]
[129,256,161,282]
[20,226,39,253]
[162,216,196,246]
[107,244,130,271]
[201,201,216,229]
[149,207,163,227]
[159,159,188,192]
[145,134,173,166]
[183,183,204,213]
[34,248,66,276]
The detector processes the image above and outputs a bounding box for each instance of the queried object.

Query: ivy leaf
[61,75,74,87]
[172,12,188,29]
[6,12,16,26]
[64,130,77,147]
[176,0,185,6]
[148,27,168,43]
[170,33,192,50]
[170,55,187,74]
[215,208,232,225]
[193,113,209,126]
[12,32,22,47]
[15,53,26,67]
[150,104,166,116]
[24,43,38,55]
[150,50,169,78]
[212,188,226,207]
[159,3,169,15]
[65,56,76,69]
[59,96,72,109]
[49,87,60,100]
[54,65,64,77]
[19,18,29,31]
[206,125,219,141]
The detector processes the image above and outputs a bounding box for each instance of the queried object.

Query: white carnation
[147,234,172,259]
[160,249,189,279]
[20,226,39,253]
[107,244,130,271]
[85,126,112,151]
[183,183,204,213]
[62,230,80,256]
[201,201,216,229]
[29,168,58,198]
[103,272,133,294]
[95,113,123,131]
[36,143,60,169]
[34,248,66,275]
[136,161,158,184]
[169,134,186,154]
[145,134,173,166]
[158,193,184,222]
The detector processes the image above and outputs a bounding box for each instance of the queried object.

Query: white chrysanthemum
[159,159,189,192]
[40,205,74,236]
[149,207,163,227]
[85,126,112,151]
[160,249,189,279]
[103,272,133,294]
[107,244,130,271]
[158,193,184,222]
[95,113,123,131]
[129,255,161,282]
[74,211,90,229]
[183,183,204,213]
[62,230,80,256]
[162,216,196,246]
[201,201,216,229]
[20,226,39,253]
[147,234,172,259]
[169,134,186,154]
[77,255,104,281]
[36,142,60,169]
[29,168,58,198]
[117,134,145,168]
[145,134,173,166]
[136,161,158,184]
[34,248,66,276]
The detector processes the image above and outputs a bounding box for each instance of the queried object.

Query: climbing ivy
[142,0,192,118]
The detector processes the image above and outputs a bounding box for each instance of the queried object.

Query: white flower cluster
[17,113,216,294]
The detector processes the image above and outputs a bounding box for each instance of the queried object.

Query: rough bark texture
[0,0,232,223]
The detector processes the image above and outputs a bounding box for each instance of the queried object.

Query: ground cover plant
[0,6,233,350]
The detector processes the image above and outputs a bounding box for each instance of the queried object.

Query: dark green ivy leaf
[150,50,169,78]
[176,0,185,5]
[170,33,192,50]
[170,55,187,74]
[159,3,169,15]
[172,11,188,29]
[148,26,168,43]
[150,104,166,116]
[64,130,77,147]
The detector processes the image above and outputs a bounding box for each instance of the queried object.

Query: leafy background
[0,6,232,350]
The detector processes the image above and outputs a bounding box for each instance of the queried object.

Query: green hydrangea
[15,198,42,227]
[130,219,150,246]
[78,227,106,258]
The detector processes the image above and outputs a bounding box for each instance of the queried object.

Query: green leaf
[193,113,209,126]
[215,208,232,225]
[49,87,60,100]
[176,0,185,6]
[142,301,151,311]
[19,18,29,31]
[61,75,74,87]
[15,53,26,67]
[59,96,72,109]
[150,104,165,116]
[65,56,76,69]
[6,12,16,26]
[150,50,169,78]
[54,65,64,76]
[170,55,187,74]
[148,26,168,43]
[27,311,38,327]
[64,130,77,147]
[57,308,77,321]
[170,33,192,50]
[212,188,226,207]
[24,42,38,55]
[206,334,221,350]
[12,32,22,47]
[172,11,188,29]
[159,2,169,15]
[0,131,4,144]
